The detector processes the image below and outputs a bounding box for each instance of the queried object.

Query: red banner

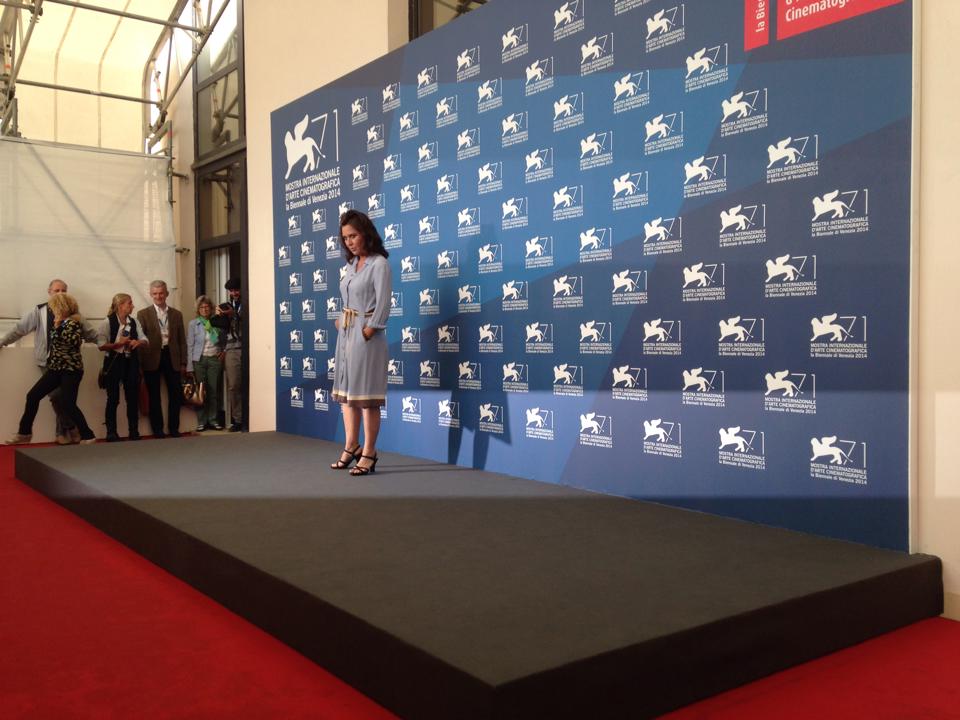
[744,0,771,51]
[777,0,905,40]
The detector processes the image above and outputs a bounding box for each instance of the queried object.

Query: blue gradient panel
[271,0,912,550]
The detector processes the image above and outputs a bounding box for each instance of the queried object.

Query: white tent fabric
[0,136,175,331]
[10,0,204,152]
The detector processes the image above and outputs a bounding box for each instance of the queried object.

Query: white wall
[243,0,408,432]
[0,346,186,441]
[917,0,960,618]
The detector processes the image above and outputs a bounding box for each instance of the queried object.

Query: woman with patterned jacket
[7,293,97,444]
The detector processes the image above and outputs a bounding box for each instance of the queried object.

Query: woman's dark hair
[339,209,389,260]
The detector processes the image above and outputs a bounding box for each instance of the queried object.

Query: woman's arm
[97,318,135,351]
[185,319,197,372]
[128,317,149,350]
[364,256,393,337]
[96,318,113,351]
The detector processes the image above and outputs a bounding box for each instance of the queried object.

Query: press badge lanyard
[156,307,170,348]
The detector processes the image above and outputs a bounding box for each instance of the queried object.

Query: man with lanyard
[222,278,244,432]
[136,280,187,438]
[0,278,97,444]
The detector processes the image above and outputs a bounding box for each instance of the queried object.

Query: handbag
[182,376,206,408]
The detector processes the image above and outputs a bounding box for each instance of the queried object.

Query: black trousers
[143,347,181,435]
[19,369,94,439]
[104,354,140,436]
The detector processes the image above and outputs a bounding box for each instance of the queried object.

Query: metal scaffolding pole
[17,77,159,105]
[158,0,232,116]
[2,0,41,106]
[141,0,190,144]
[141,0,233,152]
[42,0,203,33]
[1,6,22,103]
[1,96,17,135]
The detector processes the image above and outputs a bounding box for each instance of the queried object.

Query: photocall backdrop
[271,0,913,550]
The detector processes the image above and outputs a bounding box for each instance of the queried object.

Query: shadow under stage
[15,433,941,720]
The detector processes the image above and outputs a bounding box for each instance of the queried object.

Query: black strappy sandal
[331,444,362,469]
[350,454,379,476]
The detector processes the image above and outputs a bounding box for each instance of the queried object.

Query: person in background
[222,278,244,432]
[136,280,187,439]
[186,295,228,431]
[7,293,96,445]
[97,293,149,442]
[0,278,97,444]
[330,210,392,476]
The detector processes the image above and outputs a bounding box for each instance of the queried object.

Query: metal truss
[144,0,234,153]
[0,0,42,136]
[0,0,230,147]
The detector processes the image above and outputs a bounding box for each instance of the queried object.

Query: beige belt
[341,309,373,328]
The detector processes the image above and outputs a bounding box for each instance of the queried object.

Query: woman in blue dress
[330,210,392,475]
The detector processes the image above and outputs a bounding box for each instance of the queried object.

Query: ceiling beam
[43,0,203,33]
[18,76,159,105]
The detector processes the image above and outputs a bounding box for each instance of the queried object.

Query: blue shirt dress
[332,253,392,407]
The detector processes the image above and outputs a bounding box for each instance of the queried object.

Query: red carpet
[663,616,960,719]
[0,446,397,720]
[1,444,958,719]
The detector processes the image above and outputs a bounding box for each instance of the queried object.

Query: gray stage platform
[15,433,942,719]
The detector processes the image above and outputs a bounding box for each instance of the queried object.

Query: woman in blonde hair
[185,295,229,431]
[96,293,149,442]
[7,293,97,444]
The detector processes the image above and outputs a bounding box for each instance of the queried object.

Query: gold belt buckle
[342,308,358,328]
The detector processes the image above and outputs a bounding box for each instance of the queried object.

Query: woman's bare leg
[360,407,381,459]
[342,404,361,449]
